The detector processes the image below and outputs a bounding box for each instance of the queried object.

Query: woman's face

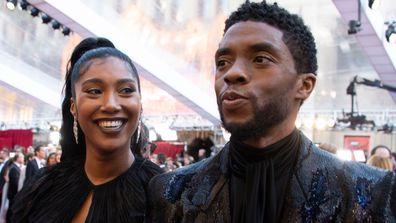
[55,153,61,163]
[70,56,141,154]
[47,155,57,166]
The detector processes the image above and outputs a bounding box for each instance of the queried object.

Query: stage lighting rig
[6,0,17,10]
[337,76,396,130]
[385,21,396,44]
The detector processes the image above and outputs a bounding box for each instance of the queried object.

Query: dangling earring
[136,120,141,143]
[73,117,79,144]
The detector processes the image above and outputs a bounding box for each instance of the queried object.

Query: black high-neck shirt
[229,129,301,223]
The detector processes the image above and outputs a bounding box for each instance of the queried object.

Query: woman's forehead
[79,56,136,80]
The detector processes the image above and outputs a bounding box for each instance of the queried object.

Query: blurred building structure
[0,0,395,148]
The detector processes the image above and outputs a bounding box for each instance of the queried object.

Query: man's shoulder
[298,141,395,204]
[149,154,221,203]
[26,159,36,166]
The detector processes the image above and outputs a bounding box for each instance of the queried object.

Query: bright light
[303,118,314,129]
[49,131,60,145]
[390,33,396,44]
[295,119,302,129]
[149,129,158,141]
[353,150,367,162]
[336,149,352,161]
[327,118,336,128]
[330,91,336,99]
[221,127,231,141]
[155,124,178,141]
[315,118,326,130]
[6,0,17,10]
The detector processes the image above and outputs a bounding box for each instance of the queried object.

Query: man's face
[214,21,299,140]
[37,147,46,159]
[17,154,24,164]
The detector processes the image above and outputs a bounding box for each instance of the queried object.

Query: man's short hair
[224,1,318,75]
[34,145,44,154]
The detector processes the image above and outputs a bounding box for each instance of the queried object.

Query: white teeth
[98,120,123,129]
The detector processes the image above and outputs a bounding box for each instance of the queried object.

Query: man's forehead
[219,21,285,49]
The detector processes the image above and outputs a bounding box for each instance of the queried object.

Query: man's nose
[101,93,121,113]
[223,60,249,85]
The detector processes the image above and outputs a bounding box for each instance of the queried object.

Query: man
[6,152,24,222]
[24,145,46,184]
[148,1,395,222]
[0,149,10,200]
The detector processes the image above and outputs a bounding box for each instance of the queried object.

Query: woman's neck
[84,146,134,185]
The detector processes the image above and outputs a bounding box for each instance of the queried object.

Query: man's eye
[254,56,271,63]
[216,60,228,68]
[86,89,101,94]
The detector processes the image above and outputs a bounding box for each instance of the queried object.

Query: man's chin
[223,122,256,140]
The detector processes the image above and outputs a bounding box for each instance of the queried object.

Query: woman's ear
[295,73,316,101]
[70,97,77,118]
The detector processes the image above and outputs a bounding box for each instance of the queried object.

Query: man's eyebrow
[215,48,232,58]
[250,43,278,54]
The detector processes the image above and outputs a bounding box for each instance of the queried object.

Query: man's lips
[221,91,247,101]
[220,91,248,110]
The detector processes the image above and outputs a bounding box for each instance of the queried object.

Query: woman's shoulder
[24,160,82,186]
[11,160,85,222]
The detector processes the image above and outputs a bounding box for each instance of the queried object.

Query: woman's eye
[86,89,101,95]
[120,87,135,94]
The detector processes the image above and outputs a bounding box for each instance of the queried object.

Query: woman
[367,155,394,171]
[46,153,57,166]
[11,38,162,223]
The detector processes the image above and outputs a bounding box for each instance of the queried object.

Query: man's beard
[219,93,292,141]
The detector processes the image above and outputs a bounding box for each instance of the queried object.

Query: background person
[24,145,46,185]
[367,155,394,171]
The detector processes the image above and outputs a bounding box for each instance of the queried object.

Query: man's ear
[70,97,77,118]
[295,73,316,101]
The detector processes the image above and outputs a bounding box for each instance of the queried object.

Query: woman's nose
[100,93,121,113]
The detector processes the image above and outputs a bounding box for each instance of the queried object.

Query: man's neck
[241,120,296,148]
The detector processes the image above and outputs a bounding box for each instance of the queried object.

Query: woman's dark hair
[46,152,56,164]
[133,122,149,157]
[70,47,140,97]
[60,37,141,162]
[224,1,318,75]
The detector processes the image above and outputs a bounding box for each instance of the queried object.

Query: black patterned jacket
[147,132,396,222]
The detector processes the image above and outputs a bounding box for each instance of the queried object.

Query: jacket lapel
[282,133,343,222]
[181,144,231,218]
